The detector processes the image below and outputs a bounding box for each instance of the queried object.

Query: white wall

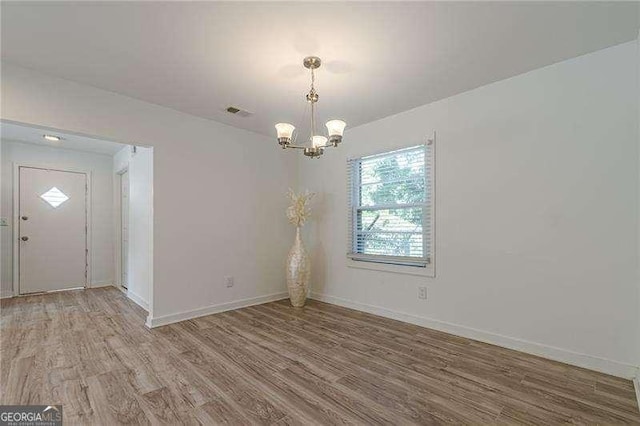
[1,36,636,377]
[113,145,153,310]
[637,30,640,370]
[299,41,640,377]
[0,140,115,295]
[0,63,296,323]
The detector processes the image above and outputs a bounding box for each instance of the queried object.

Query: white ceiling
[1,2,638,138]
[1,121,127,155]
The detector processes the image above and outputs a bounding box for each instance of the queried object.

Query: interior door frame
[114,166,129,292]
[12,163,93,296]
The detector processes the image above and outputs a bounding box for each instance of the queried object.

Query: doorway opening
[0,120,154,325]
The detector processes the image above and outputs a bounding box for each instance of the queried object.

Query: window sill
[347,258,435,277]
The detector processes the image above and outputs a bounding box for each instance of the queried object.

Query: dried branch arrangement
[286,189,315,227]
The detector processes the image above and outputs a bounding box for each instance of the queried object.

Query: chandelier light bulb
[312,136,327,148]
[275,123,295,139]
[326,120,346,137]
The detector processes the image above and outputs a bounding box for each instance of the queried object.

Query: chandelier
[275,56,346,158]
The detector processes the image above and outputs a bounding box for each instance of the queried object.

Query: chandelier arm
[293,93,309,145]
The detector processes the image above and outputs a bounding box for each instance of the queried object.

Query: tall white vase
[286,227,310,307]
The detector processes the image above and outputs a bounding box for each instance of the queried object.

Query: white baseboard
[90,281,113,288]
[634,377,640,412]
[2,282,114,297]
[147,291,288,328]
[127,290,149,311]
[310,292,638,379]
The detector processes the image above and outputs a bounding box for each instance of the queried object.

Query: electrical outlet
[418,286,427,300]
[225,276,234,288]
[0,218,8,227]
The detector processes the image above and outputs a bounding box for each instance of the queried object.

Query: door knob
[21,236,28,241]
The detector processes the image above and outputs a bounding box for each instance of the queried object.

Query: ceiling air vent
[226,106,253,117]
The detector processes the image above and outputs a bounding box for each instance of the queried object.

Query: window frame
[347,138,435,277]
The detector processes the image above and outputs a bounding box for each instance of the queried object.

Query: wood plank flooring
[1,287,639,425]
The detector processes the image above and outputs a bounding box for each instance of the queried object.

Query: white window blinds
[347,142,433,267]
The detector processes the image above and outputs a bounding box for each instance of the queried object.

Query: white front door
[19,167,87,294]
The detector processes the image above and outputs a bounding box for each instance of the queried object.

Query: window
[40,187,69,208]
[348,141,434,268]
